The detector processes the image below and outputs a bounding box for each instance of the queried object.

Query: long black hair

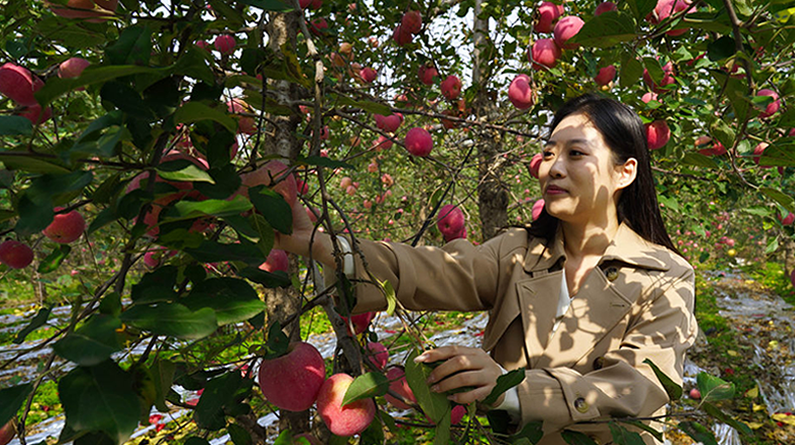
[528,93,681,256]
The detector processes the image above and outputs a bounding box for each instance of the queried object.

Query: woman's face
[538,113,635,226]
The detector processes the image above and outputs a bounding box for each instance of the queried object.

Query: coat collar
[522,222,671,273]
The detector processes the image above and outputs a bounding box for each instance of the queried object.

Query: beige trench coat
[341,222,697,445]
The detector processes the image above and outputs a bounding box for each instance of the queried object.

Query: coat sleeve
[514,264,697,434]
[329,232,511,314]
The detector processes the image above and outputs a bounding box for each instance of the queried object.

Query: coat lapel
[520,223,673,370]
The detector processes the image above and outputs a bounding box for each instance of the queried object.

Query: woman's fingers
[416,347,502,404]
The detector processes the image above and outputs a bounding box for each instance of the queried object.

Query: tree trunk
[261,10,308,435]
[472,0,508,241]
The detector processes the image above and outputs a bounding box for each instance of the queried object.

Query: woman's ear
[615,158,637,190]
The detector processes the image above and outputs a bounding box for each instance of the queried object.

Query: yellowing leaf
[745,386,759,398]
[772,413,795,425]
[726,350,739,357]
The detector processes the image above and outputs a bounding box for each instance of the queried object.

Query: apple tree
[0,0,793,444]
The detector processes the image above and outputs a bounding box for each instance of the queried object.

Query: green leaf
[228,423,252,445]
[706,36,736,61]
[380,279,397,316]
[759,142,795,167]
[174,195,252,219]
[342,372,390,406]
[0,115,33,136]
[334,96,392,115]
[249,185,292,234]
[237,266,292,288]
[677,421,718,445]
[194,372,246,430]
[608,422,646,445]
[99,292,122,317]
[710,119,735,151]
[14,307,51,344]
[174,102,237,134]
[27,171,93,204]
[765,237,780,255]
[150,360,176,413]
[120,303,217,340]
[185,438,212,445]
[130,265,179,303]
[53,315,122,366]
[619,57,643,89]
[37,244,71,273]
[569,12,637,48]
[404,349,451,424]
[184,239,265,265]
[509,421,544,444]
[761,187,795,214]
[0,383,33,426]
[642,358,683,400]
[105,25,153,66]
[618,419,664,442]
[183,278,265,326]
[626,0,657,21]
[157,164,214,184]
[237,0,292,12]
[696,372,735,402]
[173,47,214,84]
[14,194,53,237]
[701,402,753,437]
[264,321,290,358]
[36,65,168,106]
[100,81,155,121]
[0,151,71,174]
[561,429,598,445]
[59,361,140,444]
[433,409,451,445]
[296,155,354,170]
[681,153,719,168]
[483,368,525,406]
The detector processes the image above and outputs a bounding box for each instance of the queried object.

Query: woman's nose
[548,158,565,178]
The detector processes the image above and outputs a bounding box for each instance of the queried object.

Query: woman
[277,94,697,444]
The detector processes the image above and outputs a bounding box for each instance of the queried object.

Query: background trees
[0,0,794,444]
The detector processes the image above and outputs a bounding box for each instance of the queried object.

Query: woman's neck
[561,217,620,260]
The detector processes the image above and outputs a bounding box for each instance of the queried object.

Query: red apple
[418,63,438,85]
[756,89,780,118]
[791,269,795,289]
[689,388,701,399]
[228,99,256,135]
[645,120,670,150]
[536,2,564,33]
[0,240,34,269]
[373,135,393,151]
[364,342,388,370]
[508,74,535,109]
[528,152,543,178]
[440,75,462,100]
[753,142,772,168]
[0,63,44,106]
[427,404,466,425]
[309,18,328,36]
[43,207,85,244]
[594,65,616,87]
[239,160,298,205]
[643,61,675,93]
[532,199,545,221]
[654,0,690,36]
[0,420,16,445]
[341,312,374,335]
[392,25,413,46]
[360,67,377,83]
[317,373,376,436]
[309,0,322,9]
[529,38,561,70]
[214,35,236,55]
[595,2,617,16]
[437,204,465,241]
[405,127,433,157]
[258,341,326,412]
[553,16,584,50]
[401,10,422,34]
[58,57,90,79]
[375,113,403,132]
[19,104,52,125]
[641,91,659,103]
[259,249,289,273]
[778,212,794,226]
[384,367,416,410]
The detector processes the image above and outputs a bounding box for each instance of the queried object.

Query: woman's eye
[542,151,554,159]
[569,150,584,157]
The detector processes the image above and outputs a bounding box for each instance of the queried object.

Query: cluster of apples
[436,204,467,242]
[0,208,86,270]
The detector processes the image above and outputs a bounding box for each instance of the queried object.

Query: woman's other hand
[415,346,505,407]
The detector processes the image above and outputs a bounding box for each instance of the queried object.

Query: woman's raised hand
[273,201,334,267]
[415,346,505,407]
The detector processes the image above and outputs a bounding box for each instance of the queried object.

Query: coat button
[593,356,605,370]
[604,267,619,281]
[573,397,589,413]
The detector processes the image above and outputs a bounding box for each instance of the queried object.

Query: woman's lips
[545,185,567,195]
